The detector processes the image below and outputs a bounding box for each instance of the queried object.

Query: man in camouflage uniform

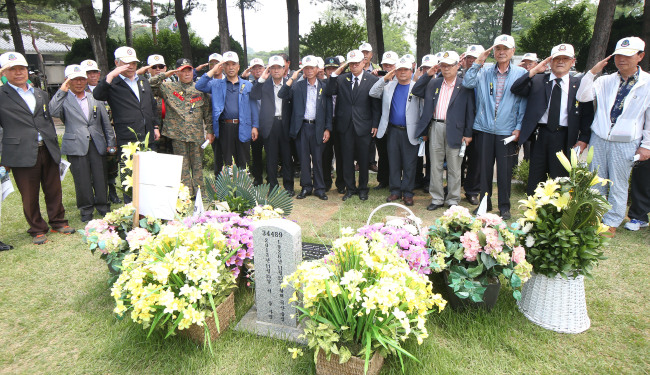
[148,58,214,197]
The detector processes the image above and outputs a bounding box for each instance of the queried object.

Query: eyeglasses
[151,65,166,69]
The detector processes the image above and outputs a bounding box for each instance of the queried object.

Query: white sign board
[137,151,183,220]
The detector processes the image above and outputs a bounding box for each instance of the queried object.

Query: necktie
[352,77,359,92]
[547,77,562,132]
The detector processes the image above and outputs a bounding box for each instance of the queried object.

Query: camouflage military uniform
[150,73,212,197]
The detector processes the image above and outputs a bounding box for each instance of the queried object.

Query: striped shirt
[434,77,456,121]
[75,92,90,120]
[494,64,510,111]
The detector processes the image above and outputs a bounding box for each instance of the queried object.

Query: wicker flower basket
[179,292,236,345]
[316,350,384,375]
[517,273,590,334]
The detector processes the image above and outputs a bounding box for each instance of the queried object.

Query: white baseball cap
[336,55,345,64]
[0,52,28,68]
[316,56,325,69]
[465,45,485,58]
[381,51,398,65]
[493,34,515,49]
[114,46,139,63]
[550,44,574,59]
[521,52,539,61]
[359,42,372,52]
[222,51,239,63]
[402,54,415,64]
[301,55,318,67]
[395,57,412,70]
[64,64,87,80]
[347,50,364,64]
[421,54,437,67]
[268,55,284,67]
[249,58,264,68]
[439,51,460,65]
[208,53,222,62]
[147,54,165,66]
[613,37,645,56]
[80,59,99,72]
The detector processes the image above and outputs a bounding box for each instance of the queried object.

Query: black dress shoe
[324,185,332,192]
[359,192,368,201]
[296,189,312,199]
[315,192,328,200]
[81,215,93,223]
[337,187,346,194]
[500,210,512,220]
[427,203,443,211]
[466,195,480,205]
[0,241,13,251]
[286,190,295,197]
[342,192,355,201]
[373,183,388,190]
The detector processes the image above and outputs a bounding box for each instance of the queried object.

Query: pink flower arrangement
[459,231,481,261]
[84,219,109,237]
[125,227,153,250]
[512,245,526,265]
[357,223,431,275]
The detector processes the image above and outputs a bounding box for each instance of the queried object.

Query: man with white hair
[577,36,650,236]
[519,53,538,71]
[360,42,380,74]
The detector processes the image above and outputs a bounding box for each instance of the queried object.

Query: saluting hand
[60,78,71,92]
[106,64,131,82]
[334,62,349,76]
[196,63,209,71]
[208,62,224,77]
[291,67,303,81]
[241,66,252,79]
[136,65,150,76]
[427,64,439,77]
[528,56,551,77]
[476,46,494,65]
[261,66,271,80]
[383,69,396,82]
[590,55,612,75]
[165,69,179,78]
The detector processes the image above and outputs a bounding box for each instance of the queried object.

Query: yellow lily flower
[556,151,572,172]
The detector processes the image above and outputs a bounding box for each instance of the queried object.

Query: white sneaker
[624,219,649,231]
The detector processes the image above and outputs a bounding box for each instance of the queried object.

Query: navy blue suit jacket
[250,78,292,139]
[277,78,332,141]
[325,71,380,136]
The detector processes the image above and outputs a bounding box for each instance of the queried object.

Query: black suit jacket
[326,71,380,136]
[412,74,476,149]
[511,73,593,150]
[0,84,60,167]
[93,74,158,145]
[250,78,292,139]
[278,78,332,141]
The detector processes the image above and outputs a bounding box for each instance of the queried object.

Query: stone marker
[235,218,305,343]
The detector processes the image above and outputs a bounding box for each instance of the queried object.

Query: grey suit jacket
[369,79,423,146]
[0,84,60,167]
[49,89,115,156]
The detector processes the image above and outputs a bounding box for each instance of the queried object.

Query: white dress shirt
[119,74,141,101]
[539,73,570,127]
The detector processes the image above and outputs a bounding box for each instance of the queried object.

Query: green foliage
[518,4,592,71]
[203,164,293,215]
[133,29,210,67]
[381,14,411,55]
[513,159,529,193]
[64,37,121,69]
[299,19,366,57]
[207,35,245,63]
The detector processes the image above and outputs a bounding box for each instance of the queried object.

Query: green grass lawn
[0,174,648,374]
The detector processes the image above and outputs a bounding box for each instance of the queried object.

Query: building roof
[0,18,87,54]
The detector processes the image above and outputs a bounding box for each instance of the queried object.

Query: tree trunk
[76,0,111,74]
[5,0,25,55]
[150,0,157,44]
[416,0,455,63]
[240,2,248,65]
[501,0,515,35]
[175,0,193,60]
[365,0,378,63]
[124,0,133,47]
[373,0,384,60]
[28,21,45,89]
[642,0,650,71]
[585,0,617,70]
[286,0,299,70]
[217,0,230,52]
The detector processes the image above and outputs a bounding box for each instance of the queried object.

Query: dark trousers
[526,126,569,196]
[251,137,264,183]
[628,159,650,221]
[322,119,344,191]
[296,122,325,193]
[476,131,517,212]
[68,140,109,217]
[376,135,389,184]
[12,146,68,236]
[220,121,250,168]
[386,126,418,198]
[462,131,481,197]
[368,137,377,166]
[340,126,371,194]
[264,118,294,191]
[211,139,224,176]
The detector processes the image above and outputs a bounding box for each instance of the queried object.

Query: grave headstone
[235,218,304,343]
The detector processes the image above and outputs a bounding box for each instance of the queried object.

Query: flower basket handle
[366,203,423,235]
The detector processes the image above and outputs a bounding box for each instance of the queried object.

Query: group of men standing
[0,33,648,247]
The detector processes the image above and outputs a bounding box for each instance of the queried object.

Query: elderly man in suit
[49,65,116,222]
[511,44,593,196]
[0,52,74,244]
[278,55,333,200]
[369,57,423,206]
[196,51,259,169]
[250,55,294,195]
[413,51,476,210]
[327,50,381,201]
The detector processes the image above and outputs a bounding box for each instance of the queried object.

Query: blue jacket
[195,74,259,142]
[462,63,527,136]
